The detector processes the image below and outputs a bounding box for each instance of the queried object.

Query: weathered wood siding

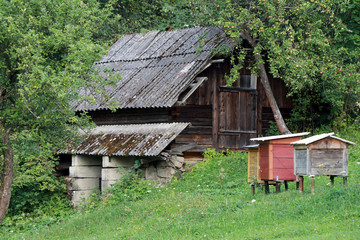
[294,137,350,177]
[259,143,270,180]
[309,149,345,175]
[295,149,308,175]
[172,105,213,150]
[308,138,348,176]
[173,60,258,152]
[247,147,263,184]
[89,108,171,125]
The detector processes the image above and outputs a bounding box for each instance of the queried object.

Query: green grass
[2,137,360,240]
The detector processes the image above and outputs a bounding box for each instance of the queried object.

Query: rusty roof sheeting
[75,27,234,111]
[63,123,190,156]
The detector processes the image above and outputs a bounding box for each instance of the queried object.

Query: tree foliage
[99,0,196,33]
[190,0,360,131]
[0,0,120,223]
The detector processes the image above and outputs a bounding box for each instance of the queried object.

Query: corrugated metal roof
[250,132,310,142]
[63,123,190,156]
[290,133,356,145]
[75,27,234,111]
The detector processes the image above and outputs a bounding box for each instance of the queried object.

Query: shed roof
[290,132,356,145]
[243,144,259,148]
[75,27,234,111]
[250,132,310,142]
[63,123,189,156]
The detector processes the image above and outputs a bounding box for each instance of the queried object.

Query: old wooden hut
[250,133,309,193]
[60,27,293,204]
[291,133,355,193]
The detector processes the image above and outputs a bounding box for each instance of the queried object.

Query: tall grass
[2,133,360,240]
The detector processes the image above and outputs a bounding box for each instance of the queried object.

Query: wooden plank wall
[172,105,213,151]
[257,70,293,135]
[89,108,171,125]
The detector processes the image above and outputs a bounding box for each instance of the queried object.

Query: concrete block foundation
[68,154,183,205]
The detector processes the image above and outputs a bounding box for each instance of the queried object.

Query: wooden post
[330,175,335,185]
[343,177,347,185]
[296,181,299,190]
[251,184,255,195]
[284,181,288,191]
[264,180,269,194]
[276,182,281,193]
[311,176,315,194]
[299,176,304,193]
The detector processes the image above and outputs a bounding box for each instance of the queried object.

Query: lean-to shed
[291,133,355,177]
[250,133,309,182]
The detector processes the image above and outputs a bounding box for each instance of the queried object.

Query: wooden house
[250,133,309,193]
[291,133,355,193]
[59,27,294,205]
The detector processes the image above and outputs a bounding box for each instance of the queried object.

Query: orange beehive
[251,133,309,182]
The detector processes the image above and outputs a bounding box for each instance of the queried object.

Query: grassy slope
[3,133,360,240]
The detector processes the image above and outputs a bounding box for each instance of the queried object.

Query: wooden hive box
[251,133,310,182]
[244,144,263,184]
[291,133,355,177]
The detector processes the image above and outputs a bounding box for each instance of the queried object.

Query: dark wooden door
[218,87,257,149]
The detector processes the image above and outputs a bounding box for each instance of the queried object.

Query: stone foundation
[67,153,185,206]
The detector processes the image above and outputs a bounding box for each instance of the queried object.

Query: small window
[240,74,257,89]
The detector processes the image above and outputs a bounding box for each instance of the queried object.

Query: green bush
[172,149,248,195]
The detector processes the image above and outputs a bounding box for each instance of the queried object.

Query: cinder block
[103,156,136,168]
[72,155,102,166]
[157,167,175,178]
[69,166,101,178]
[68,178,100,191]
[101,180,118,190]
[72,189,99,206]
[101,168,128,181]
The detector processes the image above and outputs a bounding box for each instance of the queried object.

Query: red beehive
[251,133,309,182]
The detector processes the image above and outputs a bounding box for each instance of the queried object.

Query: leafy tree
[100,0,196,33]
[190,0,360,132]
[0,0,119,223]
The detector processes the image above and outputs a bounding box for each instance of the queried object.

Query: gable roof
[290,132,356,146]
[62,123,190,156]
[75,27,234,112]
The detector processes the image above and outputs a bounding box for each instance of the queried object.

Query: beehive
[251,133,310,182]
[244,144,263,184]
[291,133,355,177]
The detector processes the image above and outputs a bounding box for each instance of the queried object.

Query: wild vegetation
[1,128,359,239]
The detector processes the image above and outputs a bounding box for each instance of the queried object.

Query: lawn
[2,134,360,240]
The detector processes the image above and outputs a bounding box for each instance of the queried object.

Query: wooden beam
[175,77,208,106]
[219,87,257,93]
[218,130,257,135]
